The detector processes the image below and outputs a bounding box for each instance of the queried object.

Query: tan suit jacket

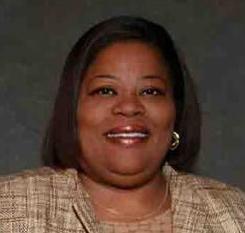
[0,165,244,232]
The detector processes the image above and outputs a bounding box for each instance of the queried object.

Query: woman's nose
[112,94,145,117]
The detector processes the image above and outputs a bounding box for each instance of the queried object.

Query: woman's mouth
[104,125,150,147]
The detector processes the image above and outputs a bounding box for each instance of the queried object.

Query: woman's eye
[140,88,165,96]
[91,87,116,96]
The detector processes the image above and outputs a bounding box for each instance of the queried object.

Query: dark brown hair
[42,16,201,172]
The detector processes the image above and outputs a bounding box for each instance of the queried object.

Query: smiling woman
[0,16,244,233]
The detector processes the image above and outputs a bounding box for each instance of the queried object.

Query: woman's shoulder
[171,168,245,212]
[166,165,243,194]
[183,172,243,197]
[0,166,79,195]
[168,166,245,230]
[165,164,244,208]
[0,167,84,230]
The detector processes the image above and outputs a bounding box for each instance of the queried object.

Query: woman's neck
[80,172,171,222]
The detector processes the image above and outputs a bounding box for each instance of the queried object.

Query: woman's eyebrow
[142,75,162,79]
[85,74,117,87]
[89,74,168,84]
[93,74,117,80]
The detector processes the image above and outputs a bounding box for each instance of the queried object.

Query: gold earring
[170,131,180,151]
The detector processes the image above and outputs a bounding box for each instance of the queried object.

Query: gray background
[0,0,244,189]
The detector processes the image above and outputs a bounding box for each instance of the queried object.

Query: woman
[0,16,244,233]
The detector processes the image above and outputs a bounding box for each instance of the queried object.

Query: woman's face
[77,41,176,188]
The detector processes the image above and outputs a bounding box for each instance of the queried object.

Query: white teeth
[106,132,148,138]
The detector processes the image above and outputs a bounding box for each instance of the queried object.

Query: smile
[104,125,150,146]
[106,132,149,138]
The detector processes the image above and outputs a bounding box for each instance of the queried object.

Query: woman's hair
[42,16,201,172]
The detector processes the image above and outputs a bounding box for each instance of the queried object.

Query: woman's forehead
[86,41,168,75]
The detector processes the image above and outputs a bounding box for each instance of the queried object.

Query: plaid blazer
[0,165,244,233]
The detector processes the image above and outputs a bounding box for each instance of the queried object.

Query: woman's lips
[104,125,150,146]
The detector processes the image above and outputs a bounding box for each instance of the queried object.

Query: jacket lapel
[164,165,209,233]
[72,177,100,233]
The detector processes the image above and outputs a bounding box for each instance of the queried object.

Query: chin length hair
[41,16,201,172]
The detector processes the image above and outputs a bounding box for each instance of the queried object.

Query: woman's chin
[101,166,158,189]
